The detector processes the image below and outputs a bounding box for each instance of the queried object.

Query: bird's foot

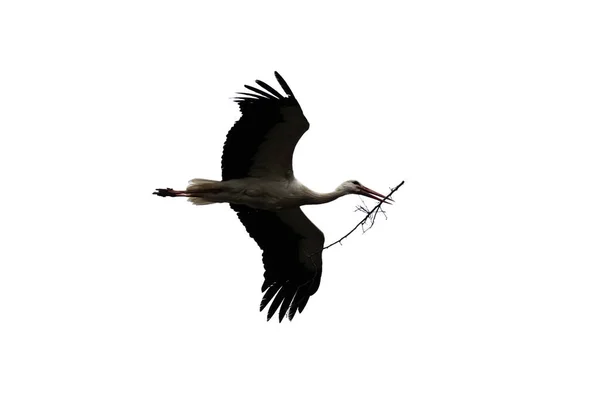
[153,188,189,197]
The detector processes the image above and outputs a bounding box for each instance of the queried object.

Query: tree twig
[322,181,405,251]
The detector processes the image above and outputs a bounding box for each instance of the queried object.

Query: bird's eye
[351,180,360,185]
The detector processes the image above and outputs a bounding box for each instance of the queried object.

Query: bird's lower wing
[232,205,325,321]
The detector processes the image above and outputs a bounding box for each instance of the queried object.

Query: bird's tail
[186,178,219,205]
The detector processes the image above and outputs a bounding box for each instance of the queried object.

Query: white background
[1,1,599,399]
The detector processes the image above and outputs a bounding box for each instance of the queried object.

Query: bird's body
[165,177,350,210]
[154,72,390,321]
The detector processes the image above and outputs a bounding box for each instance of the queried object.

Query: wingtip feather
[278,294,294,323]
[298,296,309,314]
[255,79,284,99]
[274,71,295,98]
[260,284,281,311]
[267,290,286,321]
[244,84,278,100]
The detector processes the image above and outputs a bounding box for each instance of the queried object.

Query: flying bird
[154,72,391,322]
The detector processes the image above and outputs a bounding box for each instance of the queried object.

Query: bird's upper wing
[232,205,325,322]
[221,72,310,180]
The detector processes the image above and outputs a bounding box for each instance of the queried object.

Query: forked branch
[323,181,405,251]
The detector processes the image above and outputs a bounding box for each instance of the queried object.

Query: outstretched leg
[153,188,191,197]
[153,179,219,205]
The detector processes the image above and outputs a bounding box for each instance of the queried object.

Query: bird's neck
[306,188,346,205]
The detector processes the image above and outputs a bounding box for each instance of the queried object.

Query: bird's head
[338,180,392,204]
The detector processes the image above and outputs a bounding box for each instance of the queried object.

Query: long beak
[358,185,394,205]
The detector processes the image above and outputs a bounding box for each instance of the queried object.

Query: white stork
[154,72,390,321]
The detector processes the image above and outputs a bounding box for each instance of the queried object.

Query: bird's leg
[153,188,191,197]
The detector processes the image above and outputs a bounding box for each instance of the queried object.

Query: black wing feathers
[274,71,296,97]
[255,79,285,99]
[223,72,320,321]
[221,71,308,180]
[234,91,264,99]
[232,205,324,322]
[243,84,279,100]
[260,285,281,311]
[267,289,287,321]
